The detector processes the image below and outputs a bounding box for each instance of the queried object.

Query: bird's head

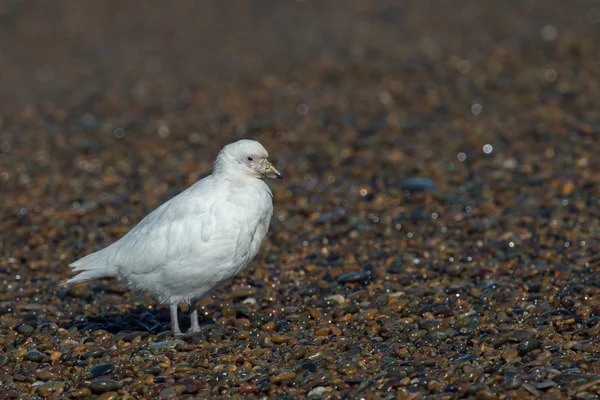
[214,139,283,180]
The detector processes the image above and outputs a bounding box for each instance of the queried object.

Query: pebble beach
[1,1,600,399]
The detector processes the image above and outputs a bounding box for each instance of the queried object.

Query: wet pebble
[96,392,119,400]
[89,379,122,394]
[89,363,115,378]
[517,339,542,356]
[270,369,297,383]
[25,350,46,362]
[401,178,437,192]
[149,339,184,351]
[337,271,372,284]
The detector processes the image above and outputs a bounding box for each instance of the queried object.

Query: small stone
[239,384,256,393]
[308,386,327,399]
[224,287,257,300]
[302,362,318,373]
[336,360,358,375]
[82,348,106,359]
[423,331,448,342]
[315,327,330,336]
[36,369,58,381]
[65,388,92,398]
[270,369,297,383]
[159,388,177,399]
[96,392,119,400]
[25,350,46,362]
[0,354,8,367]
[89,379,122,394]
[535,381,557,390]
[123,331,150,342]
[37,381,65,397]
[221,304,236,318]
[17,324,34,334]
[502,349,519,361]
[517,339,542,356]
[261,322,275,330]
[475,389,498,400]
[401,178,437,192]
[90,363,115,378]
[271,335,290,343]
[149,339,184,351]
[233,331,250,340]
[553,374,589,385]
[337,271,372,284]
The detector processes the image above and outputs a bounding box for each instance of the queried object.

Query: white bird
[65,139,282,336]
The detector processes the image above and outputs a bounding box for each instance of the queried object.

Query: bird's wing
[108,179,232,276]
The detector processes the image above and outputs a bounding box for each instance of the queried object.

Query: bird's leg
[170,304,183,337]
[188,300,201,335]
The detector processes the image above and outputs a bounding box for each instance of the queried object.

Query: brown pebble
[239,384,256,393]
[233,331,250,340]
[96,392,119,400]
[315,327,331,336]
[271,335,290,344]
[271,371,297,383]
[261,322,276,331]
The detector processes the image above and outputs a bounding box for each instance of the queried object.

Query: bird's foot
[187,327,202,336]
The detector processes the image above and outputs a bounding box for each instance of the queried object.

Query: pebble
[401,178,437,192]
[270,369,297,383]
[89,363,115,378]
[308,386,327,399]
[96,392,119,400]
[337,271,372,284]
[82,348,106,359]
[517,339,542,356]
[89,379,122,394]
[37,381,65,397]
[25,350,46,362]
[17,324,34,334]
[149,339,184,351]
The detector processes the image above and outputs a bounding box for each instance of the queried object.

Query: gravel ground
[1,1,600,399]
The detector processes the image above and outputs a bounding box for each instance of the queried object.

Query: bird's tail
[63,248,118,285]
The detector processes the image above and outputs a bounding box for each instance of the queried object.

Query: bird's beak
[263,161,283,179]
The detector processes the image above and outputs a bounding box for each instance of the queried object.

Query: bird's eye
[247,156,253,162]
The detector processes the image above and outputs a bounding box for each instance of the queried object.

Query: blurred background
[2,0,599,202]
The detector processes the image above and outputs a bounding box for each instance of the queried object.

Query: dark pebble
[123,331,150,341]
[25,350,46,362]
[17,324,34,334]
[89,379,122,394]
[90,363,115,378]
[302,362,318,373]
[553,374,590,385]
[517,339,542,356]
[82,348,106,359]
[0,390,18,399]
[423,331,448,342]
[444,385,461,393]
[337,271,372,284]
[535,381,557,390]
[401,178,437,192]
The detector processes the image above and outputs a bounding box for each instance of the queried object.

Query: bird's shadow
[63,305,213,337]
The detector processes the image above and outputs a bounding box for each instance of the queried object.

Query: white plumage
[66,139,282,336]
